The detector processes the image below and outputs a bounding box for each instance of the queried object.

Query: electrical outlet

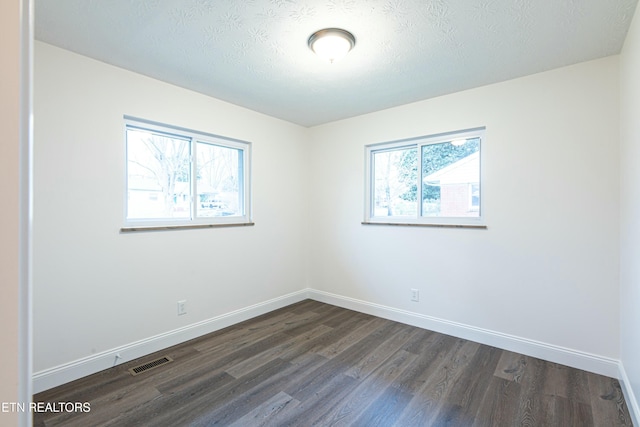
[411,289,419,302]
[177,300,187,316]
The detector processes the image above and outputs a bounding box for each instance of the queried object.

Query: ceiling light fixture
[308,28,356,63]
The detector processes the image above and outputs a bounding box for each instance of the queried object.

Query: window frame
[123,117,252,229]
[364,127,485,227]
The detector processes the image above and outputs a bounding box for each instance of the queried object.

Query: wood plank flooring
[33,300,633,426]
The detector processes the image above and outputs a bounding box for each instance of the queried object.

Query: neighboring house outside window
[422,151,480,217]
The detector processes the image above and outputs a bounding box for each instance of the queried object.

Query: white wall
[620,2,640,422]
[308,57,620,362]
[33,42,309,381]
[0,1,23,424]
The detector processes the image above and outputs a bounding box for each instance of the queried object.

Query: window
[124,117,251,228]
[364,128,484,226]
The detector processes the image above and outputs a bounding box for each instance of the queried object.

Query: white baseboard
[619,362,640,427]
[34,288,624,397]
[32,289,310,394]
[307,289,620,378]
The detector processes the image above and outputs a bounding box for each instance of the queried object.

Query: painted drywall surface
[33,42,309,372]
[0,0,21,423]
[620,2,640,416]
[308,57,620,358]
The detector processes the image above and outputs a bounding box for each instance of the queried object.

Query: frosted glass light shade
[308,28,355,63]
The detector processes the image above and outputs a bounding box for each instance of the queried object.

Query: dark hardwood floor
[33,300,633,426]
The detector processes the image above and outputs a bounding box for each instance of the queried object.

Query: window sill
[361,221,487,229]
[121,222,255,233]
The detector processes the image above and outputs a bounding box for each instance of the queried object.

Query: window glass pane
[196,142,243,217]
[470,183,480,211]
[373,147,418,217]
[421,137,480,217]
[127,128,191,219]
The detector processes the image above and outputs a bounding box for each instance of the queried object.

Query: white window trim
[123,116,252,230]
[364,127,485,227]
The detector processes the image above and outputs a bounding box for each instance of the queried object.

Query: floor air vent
[128,356,173,376]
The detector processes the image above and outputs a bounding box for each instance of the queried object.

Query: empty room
[3,0,640,426]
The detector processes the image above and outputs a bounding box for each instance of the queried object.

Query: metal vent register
[128,356,173,376]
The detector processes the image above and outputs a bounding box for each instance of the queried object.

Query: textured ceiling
[35,0,638,127]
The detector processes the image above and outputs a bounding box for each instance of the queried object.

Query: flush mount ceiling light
[308,28,356,63]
